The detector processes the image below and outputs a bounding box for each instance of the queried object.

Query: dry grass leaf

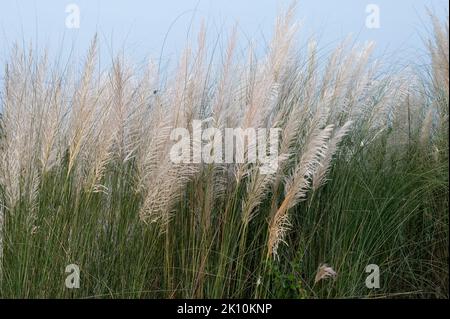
[314,264,337,284]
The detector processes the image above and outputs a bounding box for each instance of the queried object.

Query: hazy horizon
[0,0,448,68]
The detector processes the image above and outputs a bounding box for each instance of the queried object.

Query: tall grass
[0,6,448,298]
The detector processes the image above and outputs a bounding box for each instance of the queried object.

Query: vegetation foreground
[0,7,448,298]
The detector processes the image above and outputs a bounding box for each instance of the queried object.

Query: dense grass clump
[0,7,448,298]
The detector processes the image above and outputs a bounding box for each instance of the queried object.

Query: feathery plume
[267,124,334,258]
[314,264,337,284]
[312,121,353,191]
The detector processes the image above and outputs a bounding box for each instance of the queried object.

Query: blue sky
[0,0,448,68]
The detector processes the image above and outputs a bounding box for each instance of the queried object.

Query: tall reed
[0,6,447,298]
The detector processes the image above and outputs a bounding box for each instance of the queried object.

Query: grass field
[0,6,448,298]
